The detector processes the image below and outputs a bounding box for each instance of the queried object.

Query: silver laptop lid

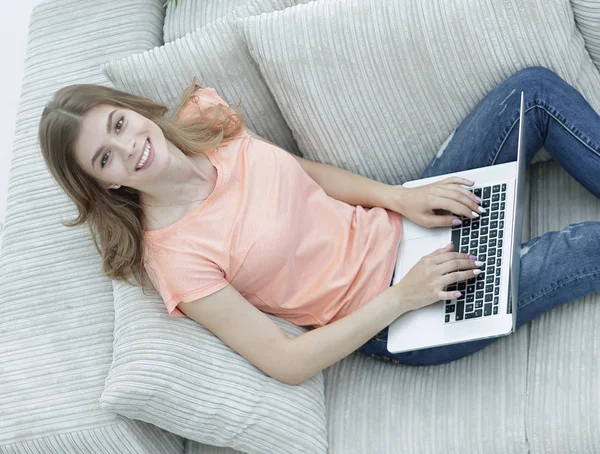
[508,92,527,330]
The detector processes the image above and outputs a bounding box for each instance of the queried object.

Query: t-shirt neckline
[142,152,221,237]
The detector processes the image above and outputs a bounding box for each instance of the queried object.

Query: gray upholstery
[0,0,183,453]
[1,0,600,453]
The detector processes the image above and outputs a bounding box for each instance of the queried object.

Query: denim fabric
[359,66,600,366]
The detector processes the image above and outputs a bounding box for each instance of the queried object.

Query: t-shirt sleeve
[176,87,231,122]
[144,250,229,317]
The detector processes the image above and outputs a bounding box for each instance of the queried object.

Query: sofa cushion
[100,280,328,454]
[525,160,600,452]
[234,0,600,187]
[0,0,183,453]
[164,0,250,43]
[103,0,316,160]
[571,0,600,72]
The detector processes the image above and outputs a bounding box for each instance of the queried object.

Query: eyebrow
[91,109,117,169]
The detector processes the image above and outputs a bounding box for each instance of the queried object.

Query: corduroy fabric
[164,0,251,43]
[0,0,185,453]
[570,0,600,72]
[234,0,600,187]
[525,160,600,453]
[102,0,317,160]
[100,280,328,454]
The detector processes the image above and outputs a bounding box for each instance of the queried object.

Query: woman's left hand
[386,177,484,228]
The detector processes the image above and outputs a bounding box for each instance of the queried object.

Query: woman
[38,67,600,384]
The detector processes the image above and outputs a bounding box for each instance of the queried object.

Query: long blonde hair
[38,78,246,293]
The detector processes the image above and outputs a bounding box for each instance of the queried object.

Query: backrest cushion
[570,0,600,72]
[234,0,600,187]
[103,0,318,158]
[164,0,250,42]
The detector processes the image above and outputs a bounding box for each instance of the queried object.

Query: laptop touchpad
[399,232,450,280]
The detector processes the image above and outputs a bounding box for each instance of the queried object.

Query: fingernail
[447,241,453,247]
[474,196,482,203]
[454,291,462,298]
[473,269,482,275]
[471,211,480,218]
[452,219,462,226]
[478,206,487,213]
[474,260,485,267]
[469,255,478,260]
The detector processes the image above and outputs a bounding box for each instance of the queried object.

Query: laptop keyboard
[444,183,508,323]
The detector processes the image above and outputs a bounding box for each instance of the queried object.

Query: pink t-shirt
[143,87,403,329]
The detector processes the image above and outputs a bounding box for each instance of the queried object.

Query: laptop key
[493,306,498,315]
[502,183,506,191]
[483,187,491,198]
[493,185,500,193]
[446,304,455,313]
[484,304,493,316]
[457,301,464,319]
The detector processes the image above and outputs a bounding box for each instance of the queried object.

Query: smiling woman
[37,78,246,292]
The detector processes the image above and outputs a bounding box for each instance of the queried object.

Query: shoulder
[176,87,232,124]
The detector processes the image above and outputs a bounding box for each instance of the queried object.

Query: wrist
[383,184,407,213]
[390,282,412,315]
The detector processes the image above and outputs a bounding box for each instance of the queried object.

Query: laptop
[387,91,527,354]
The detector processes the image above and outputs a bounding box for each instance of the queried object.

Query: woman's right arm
[176,283,407,386]
[177,242,480,386]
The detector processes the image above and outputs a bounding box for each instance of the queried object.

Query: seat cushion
[525,160,600,453]
[234,0,600,187]
[100,280,328,454]
[0,0,184,453]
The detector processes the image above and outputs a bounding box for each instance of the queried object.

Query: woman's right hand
[393,242,484,312]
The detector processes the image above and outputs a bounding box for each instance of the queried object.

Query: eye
[115,116,124,133]
[100,116,125,169]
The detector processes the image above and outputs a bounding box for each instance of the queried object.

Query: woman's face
[74,103,169,190]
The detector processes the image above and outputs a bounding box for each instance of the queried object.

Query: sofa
[2,0,600,452]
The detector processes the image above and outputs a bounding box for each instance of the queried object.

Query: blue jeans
[357,66,600,366]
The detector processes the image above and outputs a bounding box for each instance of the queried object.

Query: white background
[0,0,45,228]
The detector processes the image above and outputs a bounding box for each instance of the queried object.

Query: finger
[441,268,483,286]
[431,195,478,219]
[435,242,456,254]
[432,250,472,265]
[437,258,483,275]
[449,184,481,205]
[438,288,464,300]
[438,187,482,216]
[443,177,474,187]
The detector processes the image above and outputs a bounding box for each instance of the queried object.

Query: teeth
[136,142,151,170]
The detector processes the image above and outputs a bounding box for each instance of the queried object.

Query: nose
[112,138,136,159]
